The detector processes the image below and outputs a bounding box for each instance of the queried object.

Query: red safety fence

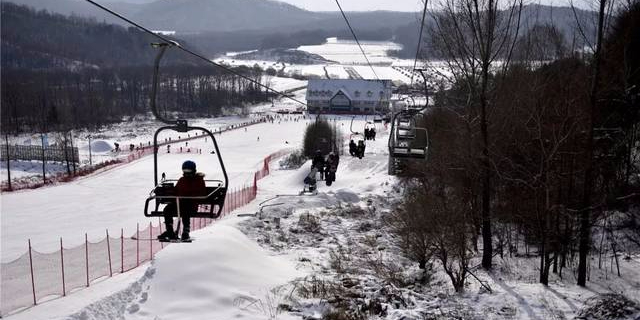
[0,148,290,317]
[2,118,268,192]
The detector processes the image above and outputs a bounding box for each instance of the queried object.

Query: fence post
[28,239,36,305]
[60,238,66,296]
[159,217,164,249]
[120,229,124,273]
[106,230,112,277]
[136,223,140,267]
[85,233,89,287]
[149,222,152,260]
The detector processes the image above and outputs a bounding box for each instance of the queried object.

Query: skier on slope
[325,152,339,186]
[157,160,206,241]
[311,150,325,180]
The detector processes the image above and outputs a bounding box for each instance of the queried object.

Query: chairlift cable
[333,0,379,80]
[83,0,310,108]
[410,0,429,87]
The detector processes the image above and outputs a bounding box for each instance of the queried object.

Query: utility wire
[83,0,309,108]
[333,0,379,80]
[410,0,429,87]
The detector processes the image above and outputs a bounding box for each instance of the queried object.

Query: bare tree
[429,0,523,269]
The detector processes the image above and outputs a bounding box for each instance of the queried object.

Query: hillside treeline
[0,2,198,69]
[0,3,272,133]
[392,1,639,292]
[1,64,269,132]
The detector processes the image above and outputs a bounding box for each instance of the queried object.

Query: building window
[354,90,360,97]
[367,91,373,97]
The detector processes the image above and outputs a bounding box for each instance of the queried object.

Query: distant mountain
[0,2,196,69]
[3,0,418,33]
[130,0,322,33]
[1,0,146,25]
[391,4,596,59]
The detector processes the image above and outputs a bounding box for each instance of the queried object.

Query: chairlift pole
[150,42,176,125]
[415,68,430,107]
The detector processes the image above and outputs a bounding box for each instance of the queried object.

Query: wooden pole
[60,238,66,296]
[41,133,46,184]
[88,135,92,166]
[28,239,36,305]
[106,230,113,277]
[85,233,89,287]
[5,134,11,190]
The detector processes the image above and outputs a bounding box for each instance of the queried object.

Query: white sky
[275,0,592,11]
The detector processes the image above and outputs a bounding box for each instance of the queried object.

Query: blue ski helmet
[182,160,196,174]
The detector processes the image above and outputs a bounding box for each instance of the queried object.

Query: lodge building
[306,79,392,114]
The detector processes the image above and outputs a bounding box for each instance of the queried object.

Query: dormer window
[367,91,373,97]
[354,90,360,97]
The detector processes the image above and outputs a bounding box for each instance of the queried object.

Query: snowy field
[4,114,639,319]
[215,38,442,84]
[297,37,403,65]
[0,115,308,262]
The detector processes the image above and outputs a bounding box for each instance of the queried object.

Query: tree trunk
[578,0,607,287]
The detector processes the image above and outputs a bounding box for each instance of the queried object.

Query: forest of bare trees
[1,64,270,133]
[392,0,639,291]
[0,3,273,134]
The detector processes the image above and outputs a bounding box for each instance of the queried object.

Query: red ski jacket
[176,172,207,198]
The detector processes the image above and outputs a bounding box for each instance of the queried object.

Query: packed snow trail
[1,120,307,261]
[73,224,304,320]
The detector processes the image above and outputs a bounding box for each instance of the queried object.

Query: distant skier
[311,150,325,180]
[349,140,357,157]
[357,140,365,159]
[370,128,376,141]
[157,160,206,241]
[364,128,370,140]
[325,152,339,186]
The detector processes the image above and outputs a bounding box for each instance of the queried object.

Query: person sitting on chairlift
[349,140,357,157]
[157,160,206,241]
[357,141,365,159]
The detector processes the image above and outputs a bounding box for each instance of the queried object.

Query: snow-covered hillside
[2,97,639,319]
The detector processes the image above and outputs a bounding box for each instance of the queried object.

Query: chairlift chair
[144,120,229,219]
[143,42,228,220]
[388,111,429,160]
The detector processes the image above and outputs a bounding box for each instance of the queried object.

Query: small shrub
[279,149,307,170]
[297,212,322,233]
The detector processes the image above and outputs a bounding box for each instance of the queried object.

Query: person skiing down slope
[325,152,339,186]
[311,150,325,180]
[157,160,206,241]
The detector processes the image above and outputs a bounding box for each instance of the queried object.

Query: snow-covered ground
[1,116,308,262]
[216,38,435,84]
[3,110,640,319]
[297,37,403,65]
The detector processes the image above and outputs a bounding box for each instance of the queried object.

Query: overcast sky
[275,0,590,11]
